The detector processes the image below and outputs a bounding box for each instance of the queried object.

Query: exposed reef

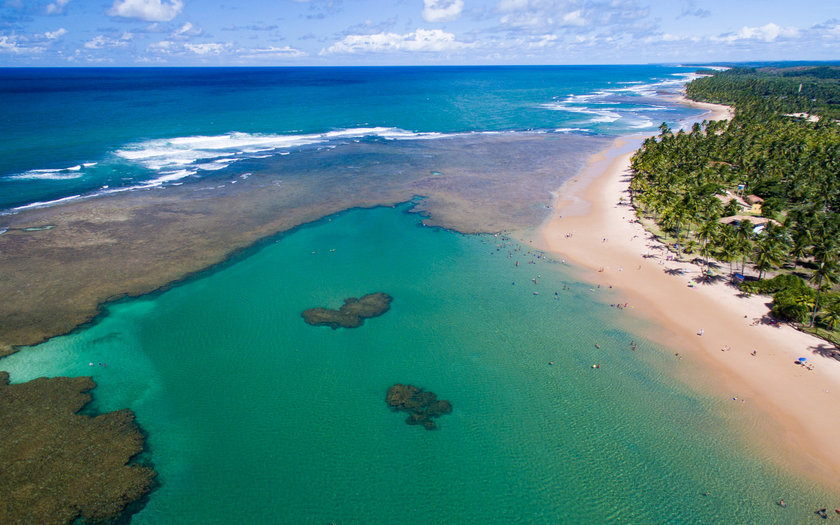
[0,371,156,524]
[0,133,607,354]
[302,292,392,329]
[386,384,452,430]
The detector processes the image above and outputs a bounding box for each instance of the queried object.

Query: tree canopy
[631,65,840,333]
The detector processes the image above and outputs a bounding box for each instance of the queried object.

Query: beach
[540,101,840,490]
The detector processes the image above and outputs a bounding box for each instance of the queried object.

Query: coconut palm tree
[697,218,720,269]
[714,227,738,276]
[752,224,787,279]
[809,235,839,327]
[819,300,840,331]
[734,220,754,274]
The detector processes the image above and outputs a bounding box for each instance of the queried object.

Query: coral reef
[0,371,155,524]
[386,384,452,430]
[302,292,392,329]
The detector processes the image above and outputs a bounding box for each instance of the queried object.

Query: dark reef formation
[386,384,452,430]
[0,371,156,524]
[302,292,392,329]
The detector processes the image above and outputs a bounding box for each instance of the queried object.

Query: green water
[2,204,829,523]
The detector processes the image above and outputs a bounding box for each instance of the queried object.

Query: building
[745,195,764,214]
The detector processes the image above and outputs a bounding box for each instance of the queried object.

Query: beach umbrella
[798,357,807,363]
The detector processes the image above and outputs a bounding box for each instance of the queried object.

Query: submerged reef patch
[302,292,392,329]
[0,371,155,524]
[386,384,452,430]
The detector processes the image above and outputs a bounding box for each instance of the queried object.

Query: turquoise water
[2,205,829,523]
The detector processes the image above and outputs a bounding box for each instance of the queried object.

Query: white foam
[195,159,236,171]
[542,102,621,123]
[13,194,82,211]
[539,70,706,131]
[627,118,655,129]
[7,164,88,181]
[144,169,196,185]
[113,128,449,178]
[626,106,671,112]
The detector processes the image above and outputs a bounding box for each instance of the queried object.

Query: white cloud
[497,0,528,12]
[239,45,308,59]
[0,35,45,54]
[737,23,798,42]
[184,42,231,55]
[422,0,463,23]
[109,0,184,22]
[562,9,586,27]
[44,28,68,40]
[714,22,799,43]
[85,36,106,49]
[46,0,70,15]
[85,33,132,49]
[323,28,471,54]
[174,22,202,37]
[0,36,23,53]
[526,34,558,49]
[495,0,651,34]
[148,40,175,52]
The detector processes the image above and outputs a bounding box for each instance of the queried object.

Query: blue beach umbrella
[798,357,807,363]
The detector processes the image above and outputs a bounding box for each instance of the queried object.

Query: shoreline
[538,103,840,491]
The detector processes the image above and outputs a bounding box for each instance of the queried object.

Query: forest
[630,65,840,343]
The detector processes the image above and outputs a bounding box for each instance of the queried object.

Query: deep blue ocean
[3,67,830,523]
[0,65,700,212]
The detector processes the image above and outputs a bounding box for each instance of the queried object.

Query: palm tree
[697,219,719,269]
[714,227,737,276]
[819,300,840,331]
[734,220,754,274]
[809,236,839,327]
[752,224,786,279]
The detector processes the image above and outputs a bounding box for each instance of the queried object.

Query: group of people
[775,499,840,519]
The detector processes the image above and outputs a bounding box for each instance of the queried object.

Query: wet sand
[539,107,840,490]
[0,133,607,354]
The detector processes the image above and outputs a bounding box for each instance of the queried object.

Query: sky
[0,0,838,66]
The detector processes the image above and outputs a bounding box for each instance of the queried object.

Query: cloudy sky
[1,0,838,66]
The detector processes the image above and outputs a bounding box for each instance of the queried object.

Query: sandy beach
[539,102,840,491]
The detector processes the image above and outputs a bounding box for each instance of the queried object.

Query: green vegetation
[686,65,840,120]
[630,66,840,341]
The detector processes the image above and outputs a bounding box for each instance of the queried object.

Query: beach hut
[716,191,750,213]
[745,195,764,214]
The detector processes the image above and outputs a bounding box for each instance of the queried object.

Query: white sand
[538,102,840,490]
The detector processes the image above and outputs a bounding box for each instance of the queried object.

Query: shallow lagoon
[2,204,828,523]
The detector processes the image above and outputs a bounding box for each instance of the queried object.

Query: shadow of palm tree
[811,343,840,360]
[697,274,725,285]
[664,267,687,276]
